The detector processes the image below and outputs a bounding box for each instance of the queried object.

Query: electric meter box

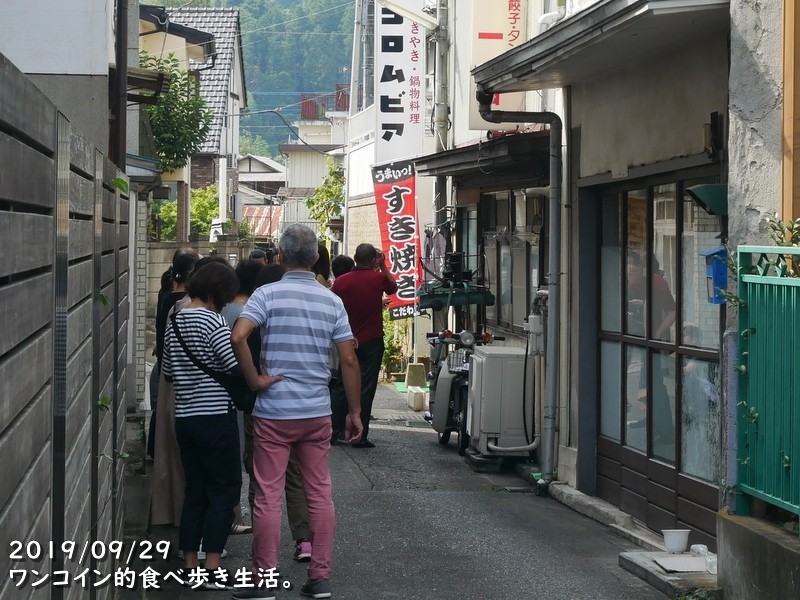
[467,346,535,456]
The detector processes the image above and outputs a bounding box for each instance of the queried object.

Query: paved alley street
[138,385,664,600]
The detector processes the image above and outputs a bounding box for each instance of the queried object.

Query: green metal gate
[737,246,800,515]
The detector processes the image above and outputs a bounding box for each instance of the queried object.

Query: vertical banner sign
[372,160,422,320]
[468,0,528,130]
[374,2,426,164]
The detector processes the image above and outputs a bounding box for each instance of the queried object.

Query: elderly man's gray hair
[279,224,319,268]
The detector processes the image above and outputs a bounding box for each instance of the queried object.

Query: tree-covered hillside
[145,0,355,156]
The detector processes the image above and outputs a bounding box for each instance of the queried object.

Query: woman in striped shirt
[161,261,244,584]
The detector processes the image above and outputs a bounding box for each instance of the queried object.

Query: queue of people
[148,226,396,598]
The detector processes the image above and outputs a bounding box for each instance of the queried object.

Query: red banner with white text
[372,160,421,320]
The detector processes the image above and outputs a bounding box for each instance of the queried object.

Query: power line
[242,110,339,156]
[238,1,354,50]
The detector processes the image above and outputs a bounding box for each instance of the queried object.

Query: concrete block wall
[146,239,253,315]
[132,194,149,406]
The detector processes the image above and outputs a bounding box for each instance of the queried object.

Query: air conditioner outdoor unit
[467,346,534,456]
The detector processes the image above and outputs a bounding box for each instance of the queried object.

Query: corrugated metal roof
[169,7,245,155]
[243,205,282,238]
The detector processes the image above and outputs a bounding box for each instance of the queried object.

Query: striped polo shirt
[162,307,239,417]
[240,270,353,420]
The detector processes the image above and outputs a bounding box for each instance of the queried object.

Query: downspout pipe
[112,0,129,169]
[476,90,562,486]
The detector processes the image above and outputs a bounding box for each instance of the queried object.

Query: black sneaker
[202,569,236,591]
[351,440,375,448]
[300,578,331,599]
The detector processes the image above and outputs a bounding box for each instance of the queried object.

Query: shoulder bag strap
[169,313,228,385]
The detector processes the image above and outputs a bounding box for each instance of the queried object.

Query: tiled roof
[241,154,286,173]
[169,7,245,155]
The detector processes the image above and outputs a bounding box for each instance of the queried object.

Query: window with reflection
[652,350,676,462]
[600,341,622,440]
[625,190,647,338]
[682,187,722,350]
[480,190,543,331]
[484,237,497,323]
[498,243,512,327]
[652,185,677,343]
[681,358,721,482]
[625,345,647,452]
[598,176,722,478]
[600,194,622,333]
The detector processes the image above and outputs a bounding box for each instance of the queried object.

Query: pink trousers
[251,416,334,581]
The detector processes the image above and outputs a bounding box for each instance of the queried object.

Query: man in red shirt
[331,243,397,448]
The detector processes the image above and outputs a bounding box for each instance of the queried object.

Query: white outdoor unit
[467,346,535,456]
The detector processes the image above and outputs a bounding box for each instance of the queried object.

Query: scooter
[426,329,501,455]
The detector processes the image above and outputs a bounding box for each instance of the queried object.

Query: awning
[414,131,550,189]
[472,0,730,93]
[126,153,162,193]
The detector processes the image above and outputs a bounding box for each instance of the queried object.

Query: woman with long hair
[312,243,332,288]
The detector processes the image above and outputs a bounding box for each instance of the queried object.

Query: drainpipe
[476,90,562,487]
[112,0,129,169]
[433,0,449,227]
[539,0,567,33]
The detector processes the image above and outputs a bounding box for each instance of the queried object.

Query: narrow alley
[136,384,664,600]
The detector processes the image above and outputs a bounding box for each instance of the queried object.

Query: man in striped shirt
[231,224,362,600]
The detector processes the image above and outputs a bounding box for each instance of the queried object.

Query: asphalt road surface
[140,413,665,600]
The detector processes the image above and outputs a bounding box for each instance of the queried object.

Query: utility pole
[433,0,449,227]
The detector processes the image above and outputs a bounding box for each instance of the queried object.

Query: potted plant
[382,312,407,380]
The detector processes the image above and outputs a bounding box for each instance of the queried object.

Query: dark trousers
[175,412,242,553]
[147,361,160,458]
[330,337,384,441]
[355,337,384,441]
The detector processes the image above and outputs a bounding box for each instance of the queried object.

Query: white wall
[346,142,376,198]
[573,37,728,178]
[727,0,783,246]
[450,0,476,147]
[0,0,111,74]
[285,150,328,188]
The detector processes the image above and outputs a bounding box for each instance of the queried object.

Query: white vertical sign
[374,2,427,165]
[469,0,528,130]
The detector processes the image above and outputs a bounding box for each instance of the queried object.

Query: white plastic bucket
[662,529,691,554]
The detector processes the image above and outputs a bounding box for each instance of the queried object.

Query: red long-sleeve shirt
[332,267,397,345]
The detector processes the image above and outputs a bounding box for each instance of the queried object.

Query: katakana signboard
[374,2,426,164]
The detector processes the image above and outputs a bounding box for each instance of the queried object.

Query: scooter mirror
[430,299,444,312]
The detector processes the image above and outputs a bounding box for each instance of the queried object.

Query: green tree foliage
[234,0,354,154]
[157,200,177,241]
[143,0,355,156]
[306,157,344,232]
[226,216,254,243]
[140,51,213,173]
[239,131,272,156]
[157,185,220,241]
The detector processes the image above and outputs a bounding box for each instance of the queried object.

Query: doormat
[654,555,708,573]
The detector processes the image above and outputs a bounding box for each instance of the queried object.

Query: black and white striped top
[162,307,238,417]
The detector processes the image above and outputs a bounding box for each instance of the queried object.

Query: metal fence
[737,245,800,516]
[0,53,129,598]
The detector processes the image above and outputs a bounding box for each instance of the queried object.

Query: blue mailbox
[700,245,728,304]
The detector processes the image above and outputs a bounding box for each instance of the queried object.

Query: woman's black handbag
[170,315,257,413]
